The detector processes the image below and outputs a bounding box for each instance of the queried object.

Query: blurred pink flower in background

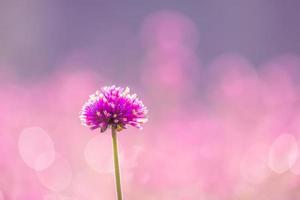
[141,10,200,99]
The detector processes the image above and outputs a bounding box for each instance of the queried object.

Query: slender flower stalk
[112,127,122,200]
[80,85,148,200]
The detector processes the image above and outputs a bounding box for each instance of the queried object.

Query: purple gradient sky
[0,0,300,78]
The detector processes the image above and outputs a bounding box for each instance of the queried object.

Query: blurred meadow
[1,0,300,199]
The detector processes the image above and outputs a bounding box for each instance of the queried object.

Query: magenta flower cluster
[80,85,148,132]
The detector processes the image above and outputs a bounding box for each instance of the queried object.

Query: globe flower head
[80,85,148,132]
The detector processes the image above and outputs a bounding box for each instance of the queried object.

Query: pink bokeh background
[1,3,300,199]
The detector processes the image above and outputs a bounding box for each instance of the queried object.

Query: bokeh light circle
[290,140,300,175]
[84,135,114,173]
[36,153,72,192]
[268,134,298,173]
[18,126,55,171]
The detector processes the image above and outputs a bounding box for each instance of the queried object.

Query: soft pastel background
[1,0,300,199]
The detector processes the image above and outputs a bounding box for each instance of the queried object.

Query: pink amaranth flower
[80,85,148,132]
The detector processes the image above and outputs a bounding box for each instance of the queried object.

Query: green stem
[112,127,123,200]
